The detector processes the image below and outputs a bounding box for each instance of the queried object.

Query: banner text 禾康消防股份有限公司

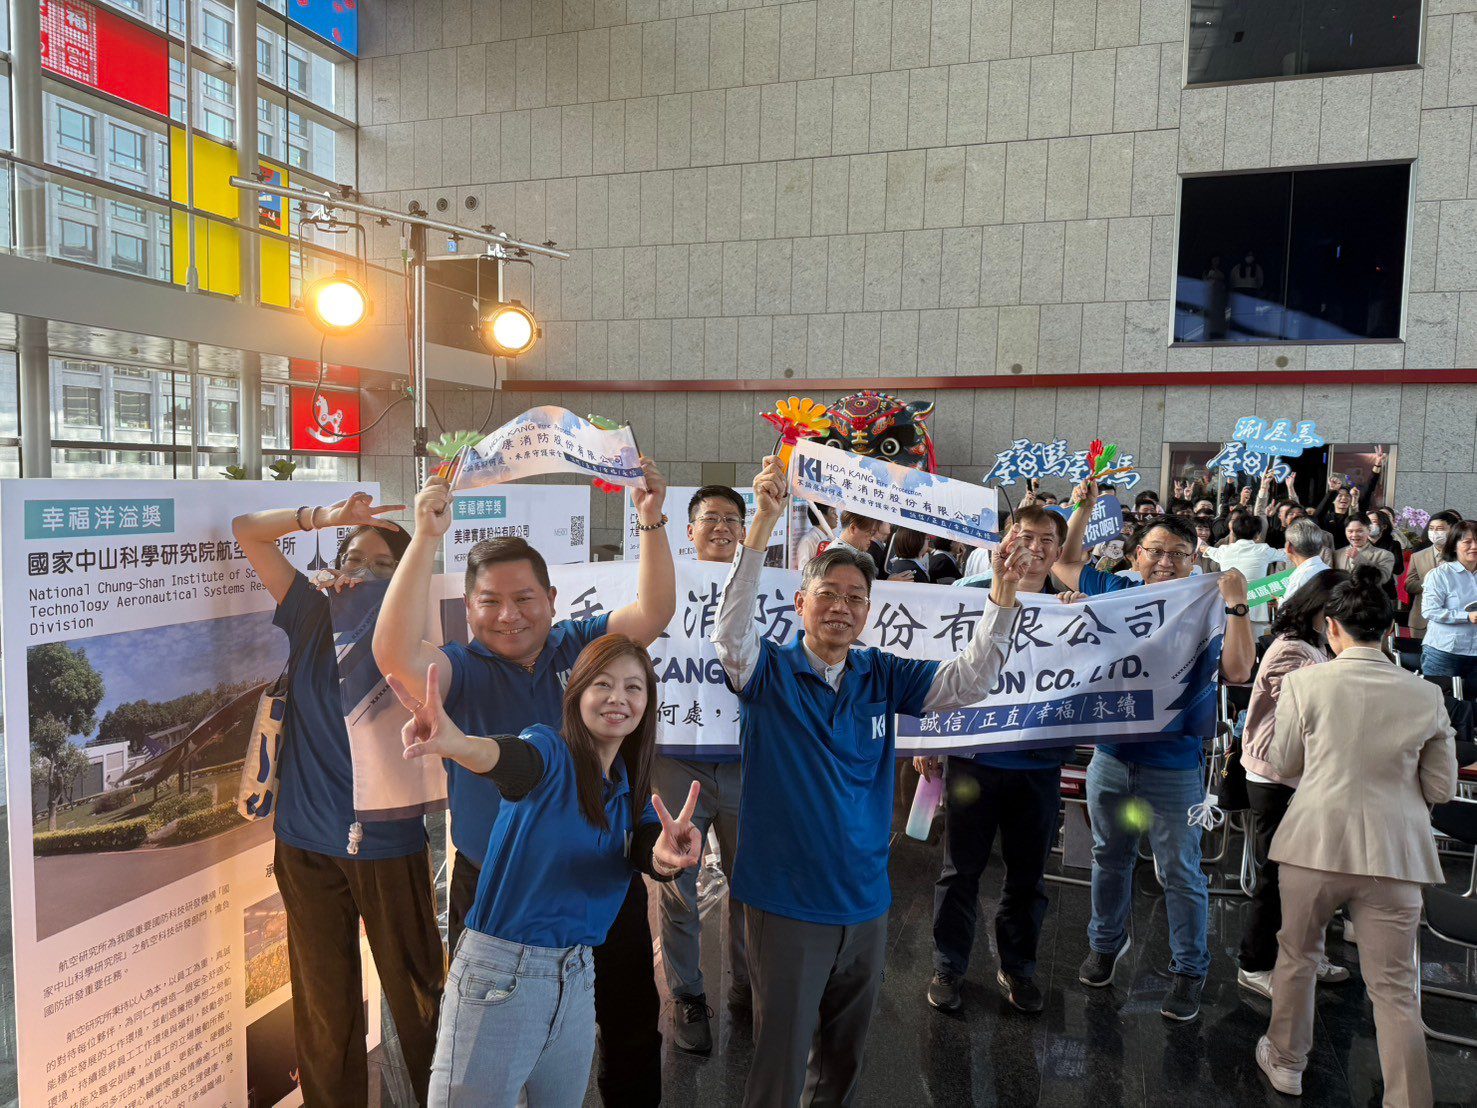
[0,479,397,1105]
[444,484,593,576]
[789,439,1000,549]
[620,485,788,562]
[451,405,646,493]
[546,560,1226,760]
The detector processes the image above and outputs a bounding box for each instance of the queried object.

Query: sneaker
[996,970,1045,1013]
[1160,973,1204,1022]
[672,993,713,1055]
[1256,1035,1303,1096]
[927,971,963,1012]
[1315,958,1350,985]
[1342,917,1357,945]
[1078,936,1133,987]
[1237,967,1274,1000]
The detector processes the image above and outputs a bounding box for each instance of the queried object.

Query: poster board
[0,480,384,1106]
[443,484,591,577]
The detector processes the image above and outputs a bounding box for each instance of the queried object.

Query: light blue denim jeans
[428,929,596,1107]
[1086,749,1211,978]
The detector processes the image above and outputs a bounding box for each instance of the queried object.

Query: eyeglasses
[812,588,869,609]
[694,513,743,527]
[341,554,398,578]
[1140,547,1192,564]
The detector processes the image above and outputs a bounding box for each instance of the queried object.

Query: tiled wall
[354,2,1477,545]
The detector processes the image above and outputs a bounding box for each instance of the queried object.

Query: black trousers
[1239,780,1296,972]
[273,840,445,1107]
[931,759,1062,979]
[448,849,663,1106]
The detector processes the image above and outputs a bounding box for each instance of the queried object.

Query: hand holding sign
[753,455,787,516]
[631,456,668,526]
[415,475,453,538]
[652,781,704,873]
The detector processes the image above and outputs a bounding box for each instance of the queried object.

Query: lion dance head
[813,390,937,472]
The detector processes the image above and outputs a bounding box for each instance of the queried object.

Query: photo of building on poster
[27,613,284,940]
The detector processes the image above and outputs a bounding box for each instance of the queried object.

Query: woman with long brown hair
[387,634,703,1107]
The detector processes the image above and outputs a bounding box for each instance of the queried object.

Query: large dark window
[1187,1,1422,85]
[1175,164,1410,343]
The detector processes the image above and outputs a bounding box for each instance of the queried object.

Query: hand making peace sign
[651,781,704,874]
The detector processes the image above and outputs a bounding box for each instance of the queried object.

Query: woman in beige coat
[1404,512,1460,636]
[1255,565,1457,1105]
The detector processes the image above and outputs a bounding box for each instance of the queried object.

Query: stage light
[305,274,369,334]
[481,300,540,357]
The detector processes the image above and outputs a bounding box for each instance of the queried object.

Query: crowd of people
[231,446,1469,1108]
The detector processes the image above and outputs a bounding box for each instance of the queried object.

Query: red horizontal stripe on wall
[499,369,1477,393]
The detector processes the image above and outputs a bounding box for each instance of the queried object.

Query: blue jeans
[1086,750,1210,978]
[429,930,596,1107]
[1420,645,1477,696]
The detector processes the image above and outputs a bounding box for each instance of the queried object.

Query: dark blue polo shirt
[732,633,938,925]
[465,724,658,948]
[442,615,610,864]
[975,577,1073,771]
[272,573,426,860]
[1077,565,1204,770]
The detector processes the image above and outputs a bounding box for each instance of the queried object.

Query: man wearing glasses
[658,486,754,1054]
[713,456,1029,1107]
[1054,481,1254,1023]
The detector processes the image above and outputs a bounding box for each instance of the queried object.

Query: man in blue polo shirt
[915,503,1081,1015]
[373,463,676,1106]
[1053,479,1254,1023]
[714,456,1028,1107]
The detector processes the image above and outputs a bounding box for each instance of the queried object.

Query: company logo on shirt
[871,715,886,741]
[557,667,572,690]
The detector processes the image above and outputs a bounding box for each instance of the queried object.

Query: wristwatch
[1224,603,1249,618]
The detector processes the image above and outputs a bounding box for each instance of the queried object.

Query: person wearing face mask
[374,468,676,1108]
[1405,511,1462,638]
[915,506,1082,1016]
[1419,519,1477,697]
[658,486,753,1054]
[1054,481,1255,1023]
[1253,567,1455,1102]
[233,495,446,1107]
[1234,571,1352,1001]
[714,456,1025,1107]
[1366,506,1404,559]
[394,639,704,1105]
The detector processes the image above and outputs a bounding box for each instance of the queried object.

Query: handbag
[237,665,289,821]
[1216,716,1252,812]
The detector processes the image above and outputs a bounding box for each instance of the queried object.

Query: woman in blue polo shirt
[387,634,703,1107]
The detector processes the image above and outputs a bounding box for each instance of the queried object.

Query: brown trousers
[1268,863,1431,1108]
[274,840,446,1107]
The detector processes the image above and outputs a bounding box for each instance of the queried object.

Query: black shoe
[996,970,1045,1013]
[1078,936,1133,987]
[927,971,963,1012]
[1160,973,1204,1022]
[673,993,714,1055]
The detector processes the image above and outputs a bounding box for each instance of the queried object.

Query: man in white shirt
[1200,513,1286,629]
[793,503,837,568]
[1281,518,1330,602]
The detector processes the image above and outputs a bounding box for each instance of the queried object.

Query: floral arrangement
[1395,506,1430,543]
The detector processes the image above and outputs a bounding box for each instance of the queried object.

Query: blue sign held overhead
[1209,417,1324,480]
[1048,495,1124,550]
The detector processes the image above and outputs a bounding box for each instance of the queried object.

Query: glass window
[111,200,146,224]
[203,109,233,142]
[63,385,102,426]
[108,125,145,172]
[202,73,234,106]
[111,231,148,274]
[170,57,185,85]
[57,186,96,210]
[208,398,238,436]
[287,144,306,168]
[201,10,233,57]
[0,350,18,438]
[1174,164,1410,344]
[287,52,309,95]
[257,36,275,80]
[258,132,274,156]
[258,98,272,123]
[1187,0,1422,86]
[170,95,187,123]
[56,105,95,155]
[58,219,97,262]
[115,390,153,428]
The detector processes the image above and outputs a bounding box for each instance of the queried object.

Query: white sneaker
[1315,958,1350,985]
[1256,1036,1303,1096]
[1342,917,1356,945]
[1237,967,1274,1000]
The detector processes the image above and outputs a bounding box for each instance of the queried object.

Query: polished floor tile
[619,834,1477,1107]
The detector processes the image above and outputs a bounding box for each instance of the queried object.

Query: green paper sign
[1247,567,1294,608]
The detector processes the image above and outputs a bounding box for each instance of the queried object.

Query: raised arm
[1253,472,1274,519]
[607,457,677,646]
[923,530,1026,712]
[711,456,784,690]
[233,492,404,604]
[372,477,451,705]
[1049,478,1098,592]
[1218,570,1255,685]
